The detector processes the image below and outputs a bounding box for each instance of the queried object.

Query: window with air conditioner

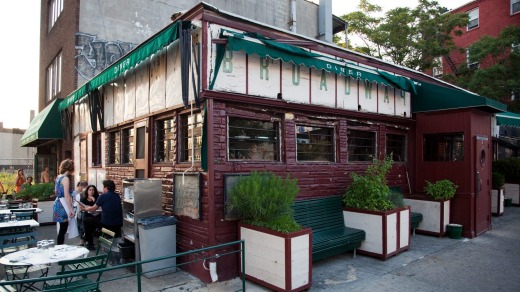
[467,8,479,30]
[512,42,520,53]
[512,0,520,15]
[432,56,443,77]
[466,47,479,69]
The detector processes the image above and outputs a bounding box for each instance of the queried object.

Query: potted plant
[228,171,312,292]
[342,156,410,260]
[16,183,56,224]
[404,179,458,237]
[491,172,505,216]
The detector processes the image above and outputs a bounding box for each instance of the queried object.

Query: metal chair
[67,228,115,272]
[0,225,38,255]
[42,254,109,292]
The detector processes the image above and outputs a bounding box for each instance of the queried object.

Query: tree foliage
[443,25,520,107]
[341,0,468,71]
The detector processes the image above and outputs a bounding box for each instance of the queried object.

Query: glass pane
[229,117,279,161]
[423,133,464,161]
[386,134,406,162]
[136,126,145,159]
[296,125,334,162]
[347,130,376,162]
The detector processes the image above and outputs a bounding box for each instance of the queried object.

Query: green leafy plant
[492,172,506,190]
[0,171,17,194]
[16,183,55,201]
[424,179,458,200]
[343,156,396,211]
[228,171,300,233]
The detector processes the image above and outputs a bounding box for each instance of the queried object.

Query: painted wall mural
[75,32,135,83]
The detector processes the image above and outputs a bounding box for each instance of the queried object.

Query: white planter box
[491,189,504,216]
[404,198,450,237]
[342,207,410,260]
[37,200,55,224]
[239,223,312,292]
[504,183,520,206]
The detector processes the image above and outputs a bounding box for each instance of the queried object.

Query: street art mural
[75,32,135,83]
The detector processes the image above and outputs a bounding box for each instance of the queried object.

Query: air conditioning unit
[433,67,443,77]
[468,62,479,70]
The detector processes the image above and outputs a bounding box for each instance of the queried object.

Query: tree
[340,0,468,71]
[443,25,520,109]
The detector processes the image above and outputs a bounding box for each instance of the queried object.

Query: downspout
[290,0,297,33]
[344,22,349,48]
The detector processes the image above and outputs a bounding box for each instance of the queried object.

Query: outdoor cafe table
[0,208,43,215]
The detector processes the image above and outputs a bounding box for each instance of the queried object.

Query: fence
[0,158,35,177]
[0,240,246,292]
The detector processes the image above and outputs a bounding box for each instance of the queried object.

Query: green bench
[293,195,366,262]
[390,186,423,235]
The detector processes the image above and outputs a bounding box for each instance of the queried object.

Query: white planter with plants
[342,157,410,260]
[229,172,312,292]
[491,172,505,216]
[404,179,457,237]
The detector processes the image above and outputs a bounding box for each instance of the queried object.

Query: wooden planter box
[504,183,520,206]
[37,199,55,225]
[403,198,450,237]
[342,206,410,260]
[239,223,312,292]
[492,189,504,216]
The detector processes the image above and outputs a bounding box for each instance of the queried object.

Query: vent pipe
[290,0,297,32]
[318,0,332,43]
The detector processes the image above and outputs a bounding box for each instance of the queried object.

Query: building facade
[57,2,506,283]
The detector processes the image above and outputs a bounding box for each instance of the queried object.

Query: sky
[0,0,470,130]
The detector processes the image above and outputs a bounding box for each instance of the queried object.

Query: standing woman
[14,169,25,193]
[53,159,78,244]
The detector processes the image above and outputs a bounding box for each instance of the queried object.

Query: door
[134,120,149,178]
[474,135,491,235]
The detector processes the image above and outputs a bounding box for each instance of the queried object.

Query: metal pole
[241,240,245,291]
[137,262,142,292]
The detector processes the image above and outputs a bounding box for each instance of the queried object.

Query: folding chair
[42,254,109,292]
[67,228,115,271]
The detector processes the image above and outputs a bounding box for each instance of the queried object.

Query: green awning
[59,21,179,111]
[20,99,64,147]
[496,112,520,127]
[210,30,414,91]
[412,81,506,113]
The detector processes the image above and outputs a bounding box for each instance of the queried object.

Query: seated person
[81,185,101,250]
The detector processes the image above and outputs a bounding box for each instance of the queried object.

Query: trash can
[504,198,513,207]
[137,216,177,278]
[447,224,463,239]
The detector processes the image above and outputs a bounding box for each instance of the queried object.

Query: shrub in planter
[343,156,410,260]
[16,183,55,201]
[491,172,506,216]
[424,179,458,200]
[229,171,311,292]
[492,172,506,190]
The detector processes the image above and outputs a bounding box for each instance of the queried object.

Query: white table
[0,244,89,266]
[0,219,40,228]
[0,208,43,215]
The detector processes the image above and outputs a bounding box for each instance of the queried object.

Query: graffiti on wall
[75,32,135,81]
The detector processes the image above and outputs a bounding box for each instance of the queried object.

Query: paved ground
[3,206,520,291]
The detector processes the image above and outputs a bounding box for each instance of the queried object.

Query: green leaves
[424,179,458,200]
[16,183,55,200]
[228,171,300,233]
[343,156,396,211]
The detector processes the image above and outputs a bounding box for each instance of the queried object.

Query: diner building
[52,3,507,282]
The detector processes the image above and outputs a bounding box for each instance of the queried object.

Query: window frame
[423,132,465,162]
[295,124,336,163]
[466,47,479,69]
[107,126,134,166]
[512,0,520,15]
[153,115,175,164]
[227,116,281,162]
[179,112,203,163]
[347,128,377,163]
[48,0,64,30]
[46,52,62,101]
[432,56,443,77]
[467,8,479,31]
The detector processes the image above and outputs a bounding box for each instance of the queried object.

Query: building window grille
[180,113,203,162]
[108,127,134,165]
[347,130,376,162]
[228,117,279,161]
[386,134,407,162]
[153,117,175,163]
[296,125,335,162]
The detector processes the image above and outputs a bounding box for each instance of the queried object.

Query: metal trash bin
[137,216,177,278]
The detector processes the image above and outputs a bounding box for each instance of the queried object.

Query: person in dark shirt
[80,179,123,240]
[80,185,101,250]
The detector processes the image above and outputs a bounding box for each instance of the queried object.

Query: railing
[0,240,246,292]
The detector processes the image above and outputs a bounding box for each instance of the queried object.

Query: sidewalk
[11,206,520,291]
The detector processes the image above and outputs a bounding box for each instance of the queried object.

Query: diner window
[423,133,464,162]
[180,113,203,162]
[92,132,102,166]
[48,0,63,29]
[296,125,335,162]
[347,130,376,162]
[108,128,134,165]
[228,117,279,161]
[154,117,175,163]
[386,134,406,162]
[512,0,520,15]
[467,8,479,30]
[46,52,62,101]
[108,131,120,164]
